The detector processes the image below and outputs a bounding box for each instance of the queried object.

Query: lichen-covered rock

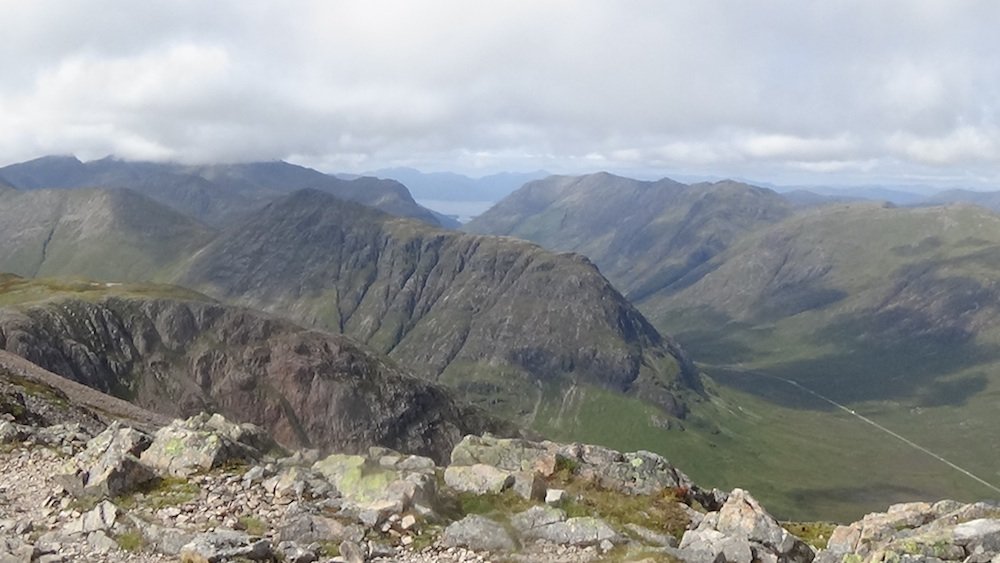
[313,453,437,521]
[60,422,156,498]
[440,515,518,552]
[179,529,272,562]
[140,414,266,477]
[450,435,557,474]
[449,434,720,509]
[443,464,514,495]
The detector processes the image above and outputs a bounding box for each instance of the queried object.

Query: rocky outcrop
[681,488,814,563]
[8,403,998,563]
[816,500,1000,563]
[449,434,726,510]
[0,294,516,463]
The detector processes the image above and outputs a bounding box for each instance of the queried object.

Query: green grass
[237,515,268,536]
[0,274,210,307]
[114,531,146,552]
[782,522,837,550]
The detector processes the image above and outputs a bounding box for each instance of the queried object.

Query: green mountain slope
[0,275,515,462]
[178,188,701,420]
[0,188,214,281]
[465,173,793,301]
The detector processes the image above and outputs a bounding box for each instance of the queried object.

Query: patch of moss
[237,515,267,536]
[114,531,145,552]
[782,521,837,550]
[456,490,536,521]
[117,476,199,510]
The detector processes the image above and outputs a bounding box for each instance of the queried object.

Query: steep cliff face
[0,291,515,462]
[179,189,700,418]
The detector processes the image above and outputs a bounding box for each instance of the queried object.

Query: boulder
[141,414,266,477]
[510,505,621,547]
[450,435,556,474]
[440,515,518,552]
[954,519,1000,553]
[179,529,272,563]
[443,464,514,495]
[63,500,117,535]
[276,511,364,544]
[681,489,813,563]
[60,421,156,498]
[313,453,436,521]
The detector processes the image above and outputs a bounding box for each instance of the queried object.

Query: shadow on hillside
[783,483,927,522]
[709,306,1000,409]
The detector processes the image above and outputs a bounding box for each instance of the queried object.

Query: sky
[2,0,1000,187]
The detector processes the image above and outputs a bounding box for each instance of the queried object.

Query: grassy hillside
[0,188,215,282]
[527,367,1000,523]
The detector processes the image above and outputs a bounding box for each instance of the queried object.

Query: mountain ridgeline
[0,155,446,227]
[465,172,794,302]
[0,276,515,462]
[0,159,703,425]
[179,189,700,417]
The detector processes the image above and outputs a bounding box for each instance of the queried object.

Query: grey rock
[339,540,366,563]
[128,516,197,556]
[443,464,514,495]
[626,522,679,548]
[277,512,365,544]
[511,505,567,533]
[179,529,272,562]
[440,515,518,552]
[276,541,317,563]
[510,470,546,501]
[527,516,622,547]
[954,519,1000,552]
[142,413,265,477]
[683,489,813,563]
[86,531,118,554]
[61,421,157,498]
[64,500,117,535]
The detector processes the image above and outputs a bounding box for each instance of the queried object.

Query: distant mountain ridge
[0,183,701,423]
[465,172,794,302]
[370,167,548,203]
[0,155,447,227]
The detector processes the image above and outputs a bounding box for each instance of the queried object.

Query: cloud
[0,0,999,185]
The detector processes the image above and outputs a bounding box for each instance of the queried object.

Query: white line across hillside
[768,374,1000,496]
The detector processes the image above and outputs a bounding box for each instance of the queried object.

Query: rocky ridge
[3,406,995,563]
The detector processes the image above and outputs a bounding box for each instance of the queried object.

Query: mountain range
[0,155,447,227]
[5,155,1000,521]
[466,171,1000,519]
[0,160,702,435]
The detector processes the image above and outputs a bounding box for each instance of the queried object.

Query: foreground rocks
[1,412,998,563]
[816,500,1000,563]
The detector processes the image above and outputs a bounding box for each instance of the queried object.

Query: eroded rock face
[0,296,516,463]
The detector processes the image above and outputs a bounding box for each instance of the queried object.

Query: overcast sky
[2,1,999,187]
